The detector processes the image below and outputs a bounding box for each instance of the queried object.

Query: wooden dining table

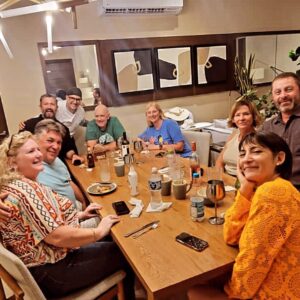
[66,152,238,300]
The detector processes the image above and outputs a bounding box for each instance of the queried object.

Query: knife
[124,220,160,238]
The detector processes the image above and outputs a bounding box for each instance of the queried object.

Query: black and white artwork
[157,47,192,88]
[113,49,154,93]
[196,45,227,84]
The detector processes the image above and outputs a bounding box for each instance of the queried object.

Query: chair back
[0,242,46,300]
[183,130,212,165]
[0,242,126,300]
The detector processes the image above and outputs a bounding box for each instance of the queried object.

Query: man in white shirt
[56,87,86,137]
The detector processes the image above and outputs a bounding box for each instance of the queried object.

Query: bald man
[85,104,125,152]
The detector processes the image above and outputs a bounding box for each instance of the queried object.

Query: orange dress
[224,177,300,299]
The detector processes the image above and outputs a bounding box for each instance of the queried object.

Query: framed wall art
[113,49,154,93]
[156,47,192,88]
[196,45,227,85]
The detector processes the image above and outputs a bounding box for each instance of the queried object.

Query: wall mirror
[236,31,300,84]
[38,41,100,108]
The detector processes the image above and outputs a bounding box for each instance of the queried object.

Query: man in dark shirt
[20,94,83,164]
[262,72,300,189]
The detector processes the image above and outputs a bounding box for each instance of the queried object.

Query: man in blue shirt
[34,119,100,228]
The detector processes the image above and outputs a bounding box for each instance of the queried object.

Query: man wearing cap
[56,87,86,137]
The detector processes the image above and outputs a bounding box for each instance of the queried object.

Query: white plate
[87,182,117,195]
[158,167,170,174]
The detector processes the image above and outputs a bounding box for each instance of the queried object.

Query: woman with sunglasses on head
[216,98,262,176]
[0,132,135,299]
[188,131,300,299]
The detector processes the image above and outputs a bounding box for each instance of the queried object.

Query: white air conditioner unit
[102,0,183,15]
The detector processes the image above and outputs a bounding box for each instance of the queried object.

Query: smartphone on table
[112,201,130,216]
[176,232,209,252]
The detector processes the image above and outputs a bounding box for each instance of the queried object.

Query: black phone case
[176,232,208,252]
[112,201,130,215]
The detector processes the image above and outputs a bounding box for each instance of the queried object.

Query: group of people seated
[0,71,300,299]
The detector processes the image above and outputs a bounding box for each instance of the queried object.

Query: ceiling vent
[102,0,183,15]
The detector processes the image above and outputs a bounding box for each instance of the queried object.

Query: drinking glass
[99,158,111,182]
[133,140,143,153]
[133,140,144,164]
[206,179,225,225]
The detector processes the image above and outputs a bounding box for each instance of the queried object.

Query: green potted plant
[234,54,276,118]
[288,47,300,77]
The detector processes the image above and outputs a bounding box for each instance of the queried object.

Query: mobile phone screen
[176,232,208,252]
[112,201,130,215]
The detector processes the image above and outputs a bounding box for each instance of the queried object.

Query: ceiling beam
[28,0,43,4]
[0,0,21,11]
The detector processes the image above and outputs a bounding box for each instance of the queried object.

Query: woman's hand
[237,163,256,200]
[149,136,156,144]
[78,203,102,220]
[96,215,120,238]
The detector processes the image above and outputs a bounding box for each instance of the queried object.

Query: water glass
[99,158,111,182]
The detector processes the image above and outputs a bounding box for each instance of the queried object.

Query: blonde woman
[0,132,135,299]
[138,102,192,157]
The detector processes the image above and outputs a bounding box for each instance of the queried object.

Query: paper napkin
[128,197,144,218]
[146,202,172,213]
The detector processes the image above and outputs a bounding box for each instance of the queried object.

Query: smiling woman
[215,98,262,176]
[138,101,192,157]
[189,131,300,300]
[0,131,135,299]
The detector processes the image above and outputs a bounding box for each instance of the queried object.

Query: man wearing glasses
[20,93,83,165]
[56,87,86,137]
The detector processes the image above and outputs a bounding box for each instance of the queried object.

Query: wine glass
[133,140,143,153]
[144,140,150,155]
[133,140,144,164]
[206,179,225,225]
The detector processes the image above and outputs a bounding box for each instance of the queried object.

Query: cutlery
[123,220,160,238]
[132,223,159,239]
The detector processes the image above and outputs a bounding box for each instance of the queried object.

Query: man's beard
[43,110,55,119]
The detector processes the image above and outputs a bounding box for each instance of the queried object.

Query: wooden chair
[183,130,212,166]
[0,243,126,300]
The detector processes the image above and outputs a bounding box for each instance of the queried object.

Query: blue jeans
[29,241,135,299]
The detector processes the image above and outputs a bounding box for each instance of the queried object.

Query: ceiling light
[0,1,58,18]
[0,29,13,58]
[41,48,48,56]
[45,15,53,53]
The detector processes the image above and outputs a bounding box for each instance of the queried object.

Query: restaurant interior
[1,0,300,299]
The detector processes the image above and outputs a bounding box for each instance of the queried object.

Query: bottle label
[148,180,162,191]
[121,145,129,157]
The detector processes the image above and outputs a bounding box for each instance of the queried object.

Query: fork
[132,223,159,239]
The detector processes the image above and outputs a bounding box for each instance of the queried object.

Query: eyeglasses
[68,96,81,102]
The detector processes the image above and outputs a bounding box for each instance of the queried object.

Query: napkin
[225,185,236,192]
[146,202,172,213]
[128,197,144,218]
